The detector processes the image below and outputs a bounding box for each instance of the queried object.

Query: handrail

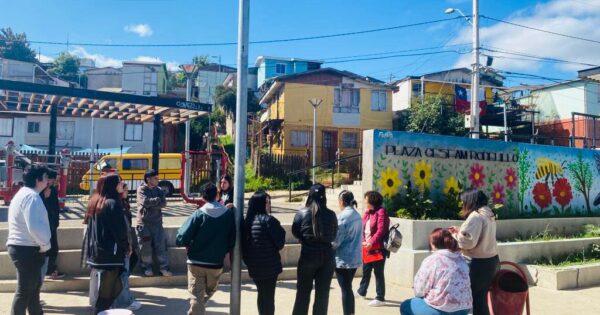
[286,153,361,176]
[287,153,362,202]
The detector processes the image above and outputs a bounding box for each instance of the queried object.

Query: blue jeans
[137,223,169,270]
[401,298,469,315]
[112,256,135,308]
[41,257,49,283]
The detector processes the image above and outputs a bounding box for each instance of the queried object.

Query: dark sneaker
[47,270,65,279]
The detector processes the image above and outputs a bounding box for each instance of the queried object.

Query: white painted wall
[392,80,411,111]
[86,68,122,90]
[584,81,600,116]
[531,81,586,122]
[0,117,26,147]
[11,115,153,153]
[196,70,231,104]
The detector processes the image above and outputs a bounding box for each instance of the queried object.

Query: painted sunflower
[378,167,401,198]
[412,160,433,191]
[444,176,460,195]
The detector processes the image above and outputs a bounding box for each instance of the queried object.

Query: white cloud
[37,54,54,63]
[450,0,600,73]
[124,24,153,37]
[70,46,122,68]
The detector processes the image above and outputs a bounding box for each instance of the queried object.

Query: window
[371,90,387,111]
[95,158,117,171]
[0,118,13,137]
[412,82,422,98]
[275,63,286,75]
[124,123,143,141]
[333,88,360,113]
[57,121,75,140]
[342,132,358,149]
[122,159,148,171]
[27,122,40,133]
[161,158,181,170]
[290,130,311,147]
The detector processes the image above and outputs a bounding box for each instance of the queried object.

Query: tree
[48,52,82,84]
[192,55,209,67]
[0,28,37,62]
[167,71,187,90]
[568,152,594,214]
[188,107,226,149]
[404,95,467,136]
[213,85,260,121]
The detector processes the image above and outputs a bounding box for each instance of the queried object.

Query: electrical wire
[27,17,464,48]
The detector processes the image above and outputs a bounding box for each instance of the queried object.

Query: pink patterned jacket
[413,250,472,312]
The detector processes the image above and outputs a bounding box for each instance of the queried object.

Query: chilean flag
[455,85,487,116]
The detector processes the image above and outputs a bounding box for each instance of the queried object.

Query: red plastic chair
[488,261,531,315]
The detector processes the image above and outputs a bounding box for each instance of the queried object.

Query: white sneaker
[128,301,142,311]
[144,269,154,277]
[160,269,173,277]
[368,299,386,307]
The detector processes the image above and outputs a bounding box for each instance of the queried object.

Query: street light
[179,64,199,196]
[308,98,322,184]
[446,2,480,139]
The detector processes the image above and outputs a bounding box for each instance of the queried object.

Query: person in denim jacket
[333,190,363,315]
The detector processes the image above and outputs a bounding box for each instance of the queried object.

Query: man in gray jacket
[136,169,172,277]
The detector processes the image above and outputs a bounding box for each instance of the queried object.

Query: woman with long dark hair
[218,175,234,208]
[291,184,338,315]
[84,174,130,314]
[357,190,390,307]
[242,191,286,315]
[333,190,363,315]
[450,188,499,315]
[111,183,142,311]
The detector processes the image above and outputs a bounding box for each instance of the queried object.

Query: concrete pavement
[1,278,599,315]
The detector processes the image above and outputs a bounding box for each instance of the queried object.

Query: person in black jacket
[84,174,130,314]
[242,191,286,315]
[41,170,65,279]
[292,184,338,315]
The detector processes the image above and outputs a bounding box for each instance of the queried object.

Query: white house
[0,58,69,86]
[0,112,154,153]
[195,63,236,104]
[121,61,168,96]
[86,67,122,91]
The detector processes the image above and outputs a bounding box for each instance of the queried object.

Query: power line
[325,49,470,64]
[26,17,463,47]
[481,49,600,68]
[481,15,600,45]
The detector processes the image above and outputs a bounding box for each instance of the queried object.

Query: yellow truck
[80,153,182,196]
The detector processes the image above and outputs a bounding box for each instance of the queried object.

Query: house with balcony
[257,68,393,163]
[256,56,323,89]
[516,67,600,147]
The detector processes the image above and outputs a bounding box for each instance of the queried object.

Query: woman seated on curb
[400,228,472,315]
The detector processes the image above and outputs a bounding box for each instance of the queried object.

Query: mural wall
[364,130,600,217]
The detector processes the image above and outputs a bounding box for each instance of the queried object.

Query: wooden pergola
[0,79,212,169]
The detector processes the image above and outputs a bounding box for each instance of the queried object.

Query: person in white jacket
[6,165,52,315]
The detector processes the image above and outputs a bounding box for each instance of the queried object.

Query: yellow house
[391,68,504,112]
[258,68,393,163]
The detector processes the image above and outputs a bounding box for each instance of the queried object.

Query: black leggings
[335,268,357,315]
[92,268,123,314]
[254,277,277,315]
[470,256,500,315]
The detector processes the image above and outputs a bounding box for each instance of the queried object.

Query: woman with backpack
[333,190,363,315]
[357,190,390,307]
[449,189,499,315]
[292,184,338,315]
[242,191,286,315]
[84,174,130,314]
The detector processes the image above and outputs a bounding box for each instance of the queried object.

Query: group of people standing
[7,163,499,315]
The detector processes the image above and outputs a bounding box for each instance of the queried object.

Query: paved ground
[0,279,599,315]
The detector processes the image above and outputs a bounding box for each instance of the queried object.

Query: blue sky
[2,0,599,86]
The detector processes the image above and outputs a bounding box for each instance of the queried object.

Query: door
[322,130,338,163]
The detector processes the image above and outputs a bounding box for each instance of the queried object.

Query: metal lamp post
[309,98,322,183]
[179,64,199,196]
[446,1,480,139]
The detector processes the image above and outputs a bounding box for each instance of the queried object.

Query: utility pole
[309,98,322,184]
[470,0,480,139]
[179,64,198,195]
[231,0,249,313]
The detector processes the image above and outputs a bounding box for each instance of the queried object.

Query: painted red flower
[504,167,517,189]
[492,184,505,204]
[533,182,552,209]
[552,178,573,208]
[469,164,486,188]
